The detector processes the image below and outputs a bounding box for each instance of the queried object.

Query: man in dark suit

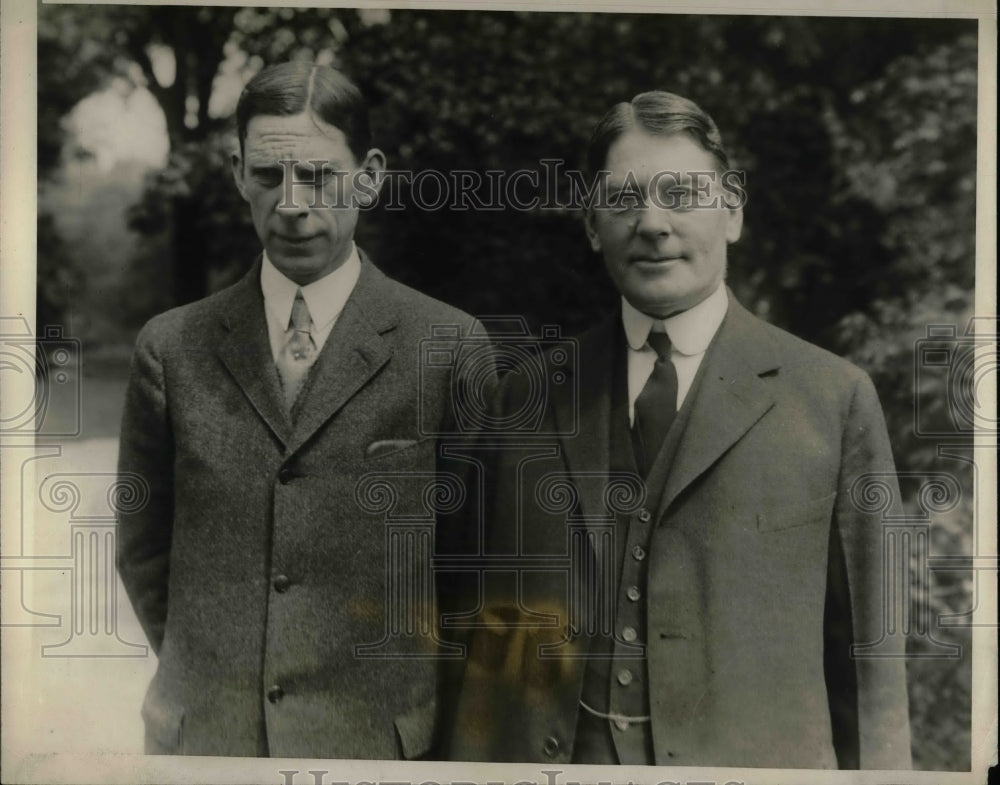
[117,61,480,759]
[445,91,911,769]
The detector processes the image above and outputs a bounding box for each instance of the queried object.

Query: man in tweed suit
[117,62,480,758]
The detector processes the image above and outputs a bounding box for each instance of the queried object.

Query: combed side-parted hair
[235,61,371,162]
[586,91,730,175]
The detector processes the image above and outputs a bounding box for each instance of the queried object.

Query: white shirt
[622,282,729,425]
[260,245,362,362]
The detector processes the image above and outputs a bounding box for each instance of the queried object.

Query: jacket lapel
[656,293,779,521]
[286,257,395,454]
[217,259,293,447]
[551,314,617,524]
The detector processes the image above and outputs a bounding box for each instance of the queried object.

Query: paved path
[3,437,154,756]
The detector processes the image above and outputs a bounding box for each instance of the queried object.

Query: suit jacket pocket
[363,437,429,462]
[393,697,437,760]
[757,492,837,532]
[141,680,184,755]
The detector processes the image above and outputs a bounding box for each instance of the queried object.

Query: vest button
[266,685,284,703]
[614,717,630,731]
[631,545,646,561]
[617,668,634,686]
[542,735,560,757]
[278,468,295,485]
[622,625,638,642]
[626,585,641,601]
[637,508,651,523]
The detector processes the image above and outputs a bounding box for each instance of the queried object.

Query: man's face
[585,130,742,318]
[232,112,384,285]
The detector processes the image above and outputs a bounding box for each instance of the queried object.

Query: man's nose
[634,201,674,236]
[276,181,319,216]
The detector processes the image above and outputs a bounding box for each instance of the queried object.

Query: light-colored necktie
[276,289,318,410]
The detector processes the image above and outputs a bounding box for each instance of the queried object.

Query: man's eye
[660,189,695,210]
[254,170,283,188]
[610,191,643,212]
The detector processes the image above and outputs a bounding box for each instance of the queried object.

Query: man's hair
[235,61,371,162]
[586,91,730,175]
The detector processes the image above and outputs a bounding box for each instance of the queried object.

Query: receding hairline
[587,91,731,175]
[235,62,370,161]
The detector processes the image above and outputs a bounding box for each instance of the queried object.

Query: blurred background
[34,6,978,770]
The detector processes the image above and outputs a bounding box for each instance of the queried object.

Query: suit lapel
[217,259,293,447]
[655,294,780,521]
[552,314,617,524]
[286,257,395,454]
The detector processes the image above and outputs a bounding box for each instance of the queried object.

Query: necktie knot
[647,330,672,361]
[290,290,312,333]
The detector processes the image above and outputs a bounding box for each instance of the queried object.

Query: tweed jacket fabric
[117,254,480,758]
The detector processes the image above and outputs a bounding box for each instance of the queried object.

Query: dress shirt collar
[621,281,729,355]
[260,244,361,331]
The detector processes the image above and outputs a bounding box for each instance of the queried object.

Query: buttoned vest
[573,327,711,765]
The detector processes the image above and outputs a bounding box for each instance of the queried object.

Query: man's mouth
[631,255,682,264]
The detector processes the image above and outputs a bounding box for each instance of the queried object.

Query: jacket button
[622,625,637,642]
[266,685,284,703]
[626,585,641,601]
[273,574,291,593]
[614,717,630,731]
[277,468,295,485]
[631,545,646,561]
[637,508,651,523]
[617,668,634,686]
[542,735,560,757]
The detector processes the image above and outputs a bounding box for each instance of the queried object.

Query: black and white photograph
[0,1,996,784]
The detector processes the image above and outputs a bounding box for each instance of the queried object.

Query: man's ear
[358,147,387,195]
[725,203,743,244]
[231,151,248,201]
[583,208,601,253]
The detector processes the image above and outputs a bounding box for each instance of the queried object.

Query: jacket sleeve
[833,370,912,769]
[432,316,498,758]
[116,322,175,655]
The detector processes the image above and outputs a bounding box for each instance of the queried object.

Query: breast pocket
[757,491,837,532]
[361,437,435,469]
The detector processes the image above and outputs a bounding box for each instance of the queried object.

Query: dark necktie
[632,330,678,476]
